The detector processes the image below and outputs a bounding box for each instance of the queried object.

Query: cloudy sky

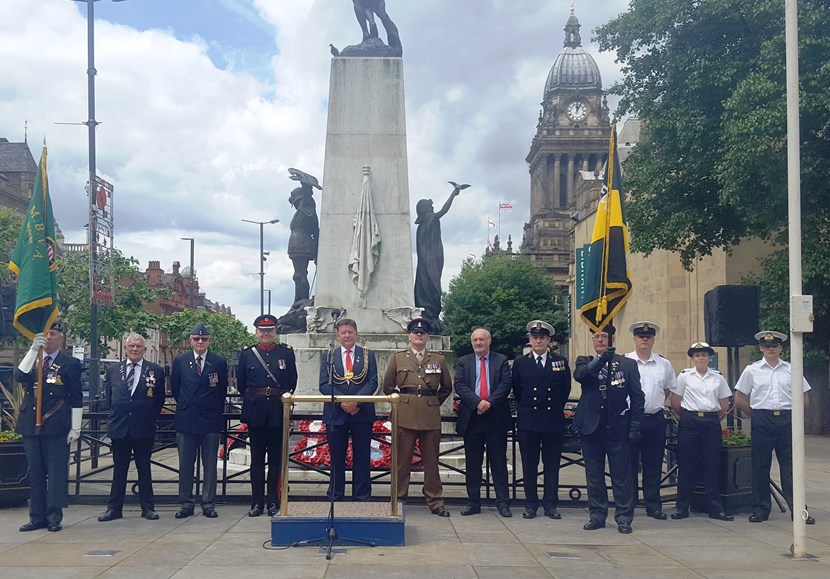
[1,0,628,330]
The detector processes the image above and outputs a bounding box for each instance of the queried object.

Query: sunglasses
[191,336,210,342]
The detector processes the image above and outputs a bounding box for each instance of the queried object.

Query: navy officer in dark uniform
[511,320,571,519]
[171,322,229,519]
[98,333,166,522]
[237,314,297,516]
[574,323,644,534]
[15,321,83,533]
[319,318,378,501]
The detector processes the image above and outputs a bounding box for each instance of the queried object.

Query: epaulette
[681,369,692,373]
[712,369,721,374]
[281,343,293,350]
[659,354,668,359]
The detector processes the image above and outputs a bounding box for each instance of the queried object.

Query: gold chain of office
[331,348,370,384]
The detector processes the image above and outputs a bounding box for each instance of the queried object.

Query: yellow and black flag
[579,122,632,333]
[8,141,60,339]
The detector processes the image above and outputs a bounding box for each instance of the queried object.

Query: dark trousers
[108,436,155,513]
[176,431,219,512]
[631,411,667,513]
[518,429,564,509]
[22,434,69,526]
[751,410,794,517]
[328,420,373,501]
[397,427,443,511]
[249,425,282,508]
[463,414,509,508]
[676,411,723,515]
[580,423,635,523]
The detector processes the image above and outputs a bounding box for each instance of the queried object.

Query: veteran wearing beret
[511,320,571,519]
[669,342,733,521]
[624,322,675,520]
[382,318,453,517]
[735,331,814,524]
[171,323,229,519]
[238,314,297,517]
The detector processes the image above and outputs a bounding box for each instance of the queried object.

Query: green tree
[443,256,568,358]
[0,208,22,284]
[160,310,254,361]
[595,0,830,431]
[56,249,164,355]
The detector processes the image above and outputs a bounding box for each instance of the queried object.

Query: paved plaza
[1,435,830,578]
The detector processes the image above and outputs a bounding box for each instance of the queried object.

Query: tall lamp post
[242,218,279,315]
[264,289,272,315]
[74,0,128,399]
[181,237,195,309]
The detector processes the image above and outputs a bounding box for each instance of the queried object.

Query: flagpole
[35,349,44,432]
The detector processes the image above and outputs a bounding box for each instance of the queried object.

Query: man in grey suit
[454,327,513,517]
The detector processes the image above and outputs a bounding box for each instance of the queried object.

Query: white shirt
[673,367,731,412]
[532,352,547,366]
[626,351,675,414]
[735,358,810,410]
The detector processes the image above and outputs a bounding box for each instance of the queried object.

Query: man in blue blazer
[319,318,378,501]
[511,320,571,519]
[454,327,513,517]
[98,333,166,522]
[170,323,228,519]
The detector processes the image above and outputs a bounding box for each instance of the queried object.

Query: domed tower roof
[543,6,602,97]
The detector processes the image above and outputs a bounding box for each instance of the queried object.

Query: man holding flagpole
[9,142,83,533]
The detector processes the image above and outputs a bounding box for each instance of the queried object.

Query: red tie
[479,356,488,400]
[345,349,353,373]
[196,356,203,376]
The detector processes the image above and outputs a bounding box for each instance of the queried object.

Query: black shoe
[618,522,633,534]
[19,522,48,532]
[709,512,734,521]
[248,505,263,517]
[460,506,481,516]
[267,503,279,517]
[670,510,689,520]
[647,510,668,520]
[544,508,561,519]
[497,506,512,518]
[748,513,768,523]
[432,507,451,517]
[522,507,537,519]
[203,508,218,518]
[583,519,605,531]
[97,510,123,522]
[175,509,194,519]
[142,510,159,520]
[47,523,62,532]
[791,513,817,525]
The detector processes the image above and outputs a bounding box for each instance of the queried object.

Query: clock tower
[522,6,611,291]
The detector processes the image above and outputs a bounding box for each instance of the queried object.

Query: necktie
[196,356,203,376]
[479,356,488,400]
[537,355,544,369]
[44,356,53,372]
[345,349,353,372]
[126,363,135,388]
[416,351,423,364]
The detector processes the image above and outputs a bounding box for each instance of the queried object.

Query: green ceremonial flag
[578,122,632,333]
[8,142,60,340]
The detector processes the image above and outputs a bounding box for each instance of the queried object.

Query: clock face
[567,101,587,121]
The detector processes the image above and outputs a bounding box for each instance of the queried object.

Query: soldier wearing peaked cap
[735,331,814,524]
[171,323,229,519]
[669,342,733,521]
[511,320,571,520]
[625,321,675,520]
[237,314,297,517]
[382,318,453,516]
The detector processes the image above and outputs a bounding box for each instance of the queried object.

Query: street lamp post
[181,237,195,309]
[242,218,279,316]
[264,289,272,315]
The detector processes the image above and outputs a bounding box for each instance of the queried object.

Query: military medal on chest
[46,363,62,385]
[209,372,219,387]
[146,370,156,397]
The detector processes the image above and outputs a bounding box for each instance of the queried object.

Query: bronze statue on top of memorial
[287,168,320,306]
[340,0,402,57]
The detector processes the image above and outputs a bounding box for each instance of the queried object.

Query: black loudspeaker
[704,285,760,347]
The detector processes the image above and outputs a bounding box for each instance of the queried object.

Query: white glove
[67,407,83,445]
[18,333,47,373]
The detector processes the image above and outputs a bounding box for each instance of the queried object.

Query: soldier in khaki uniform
[382,318,453,516]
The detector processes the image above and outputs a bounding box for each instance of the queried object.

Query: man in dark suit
[237,314,297,517]
[511,320,571,520]
[15,321,83,533]
[319,318,378,502]
[98,333,166,522]
[171,322,228,519]
[454,327,512,517]
[574,323,644,534]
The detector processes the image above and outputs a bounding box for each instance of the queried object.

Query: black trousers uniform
[750,409,794,517]
[631,411,667,514]
[676,410,724,515]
